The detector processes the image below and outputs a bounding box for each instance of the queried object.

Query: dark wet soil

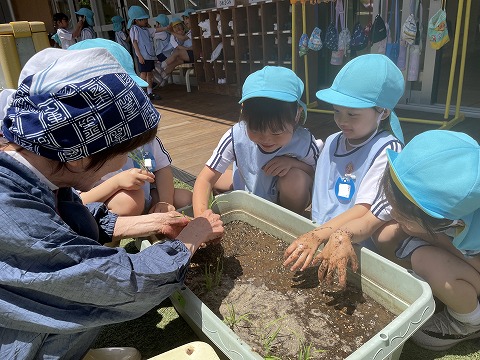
[186,221,395,359]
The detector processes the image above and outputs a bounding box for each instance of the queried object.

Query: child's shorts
[186,50,194,63]
[157,53,167,62]
[138,59,155,72]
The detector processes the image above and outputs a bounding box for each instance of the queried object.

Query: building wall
[11,0,54,33]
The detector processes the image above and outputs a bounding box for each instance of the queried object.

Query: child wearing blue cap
[284,54,405,275]
[192,66,321,217]
[75,7,96,41]
[378,130,480,351]
[158,12,194,81]
[112,15,131,53]
[127,5,163,100]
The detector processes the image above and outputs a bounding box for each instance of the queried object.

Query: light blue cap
[316,54,404,143]
[75,8,94,26]
[111,15,124,32]
[239,66,307,122]
[127,5,149,29]
[183,8,195,17]
[154,14,170,27]
[68,38,148,87]
[387,130,480,252]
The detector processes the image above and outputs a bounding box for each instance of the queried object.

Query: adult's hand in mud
[283,231,324,272]
[313,229,358,289]
[176,209,224,255]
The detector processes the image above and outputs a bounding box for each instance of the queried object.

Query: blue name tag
[335,176,355,202]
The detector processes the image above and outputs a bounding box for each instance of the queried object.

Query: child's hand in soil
[283,231,324,271]
[313,229,359,289]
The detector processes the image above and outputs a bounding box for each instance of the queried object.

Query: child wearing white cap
[379,130,480,351]
[284,54,406,280]
[192,66,321,217]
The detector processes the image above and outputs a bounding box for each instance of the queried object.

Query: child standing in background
[284,54,405,277]
[153,14,173,87]
[75,8,96,41]
[127,5,160,100]
[111,15,131,53]
[158,10,194,80]
[193,66,320,217]
[52,12,82,49]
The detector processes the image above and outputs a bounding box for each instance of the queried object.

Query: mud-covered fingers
[336,257,348,289]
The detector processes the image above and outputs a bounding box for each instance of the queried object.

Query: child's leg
[105,188,145,216]
[140,72,147,81]
[410,243,480,350]
[277,168,312,215]
[212,169,233,195]
[173,188,193,209]
[146,71,154,93]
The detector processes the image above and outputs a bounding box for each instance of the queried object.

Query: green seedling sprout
[204,257,223,291]
[223,303,251,330]
[258,316,286,357]
[128,148,152,171]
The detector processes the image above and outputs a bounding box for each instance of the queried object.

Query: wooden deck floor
[153,85,480,178]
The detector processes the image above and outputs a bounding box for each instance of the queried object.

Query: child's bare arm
[80,169,154,204]
[192,166,222,217]
[132,40,144,64]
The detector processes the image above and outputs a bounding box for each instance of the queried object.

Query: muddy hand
[313,229,358,289]
[283,231,323,272]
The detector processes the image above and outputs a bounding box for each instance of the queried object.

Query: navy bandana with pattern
[2,72,159,162]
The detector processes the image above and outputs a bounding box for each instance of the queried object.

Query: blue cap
[68,38,148,87]
[127,5,149,29]
[387,130,480,251]
[316,54,404,143]
[111,15,124,32]
[75,8,94,26]
[154,14,170,27]
[170,17,183,27]
[239,66,307,122]
[183,8,195,18]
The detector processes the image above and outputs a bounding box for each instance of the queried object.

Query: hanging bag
[408,0,423,80]
[299,33,309,57]
[370,0,387,44]
[385,0,400,64]
[308,27,323,51]
[402,0,418,45]
[427,0,449,50]
[325,2,339,51]
[338,0,351,52]
[331,0,347,65]
[350,0,369,52]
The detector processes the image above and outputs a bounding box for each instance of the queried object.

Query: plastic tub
[169,190,435,360]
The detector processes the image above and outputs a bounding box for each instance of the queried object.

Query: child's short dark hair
[240,97,298,133]
[53,13,69,22]
[381,167,453,238]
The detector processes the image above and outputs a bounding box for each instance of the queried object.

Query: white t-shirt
[57,28,76,49]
